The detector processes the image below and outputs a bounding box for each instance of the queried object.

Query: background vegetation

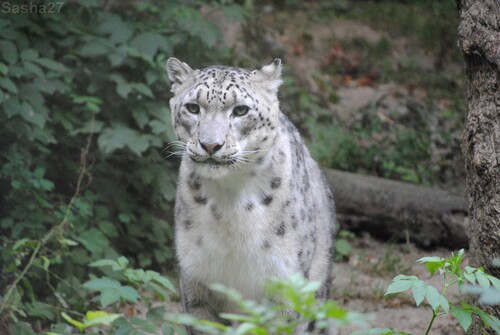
[0,0,474,334]
[0,1,245,332]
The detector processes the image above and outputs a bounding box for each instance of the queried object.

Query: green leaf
[61,312,85,332]
[72,95,102,105]
[85,311,122,328]
[100,288,122,307]
[335,238,352,256]
[154,275,176,293]
[25,301,55,320]
[13,238,34,250]
[385,276,417,295]
[439,293,449,313]
[0,62,8,75]
[98,125,133,154]
[300,280,322,294]
[70,119,104,135]
[0,40,18,64]
[450,304,472,332]
[463,267,477,284]
[34,78,67,94]
[411,280,426,306]
[130,32,163,58]
[83,277,121,291]
[132,83,154,98]
[234,322,258,335]
[59,238,79,247]
[425,285,443,312]
[20,49,38,61]
[89,259,118,268]
[86,310,110,321]
[79,40,110,57]
[23,61,45,78]
[149,119,169,135]
[0,77,18,93]
[118,212,131,223]
[117,256,129,269]
[157,170,176,201]
[476,309,500,334]
[416,256,443,263]
[173,7,220,48]
[489,275,500,291]
[417,256,444,276]
[118,285,139,303]
[86,101,101,113]
[477,271,491,289]
[148,281,169,299]
[146,306,166,323]
[116,81,131,98]
[128,134,153,155]
[32,58,69,72]
[76,228,108,255]
[7,323,36,335]
[97,12,133,44]
[108,52,127,67]
[2,98,46,127]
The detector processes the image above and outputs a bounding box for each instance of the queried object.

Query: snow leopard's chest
[175,153,301,297]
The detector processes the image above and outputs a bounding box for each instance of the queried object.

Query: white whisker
[237,145,273,164]
[163,141,187,159]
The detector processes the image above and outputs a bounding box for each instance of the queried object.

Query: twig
[0,116,95,316]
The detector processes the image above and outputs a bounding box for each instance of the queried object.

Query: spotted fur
[167,58,336,329]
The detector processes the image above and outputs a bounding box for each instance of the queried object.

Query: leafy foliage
[356,250,500,335]
[0,1,245,333]
[299,101,434,184]
[54,271,361,335]
[60,311,121,333]
[85,256,176,307]
[168,274,363,335]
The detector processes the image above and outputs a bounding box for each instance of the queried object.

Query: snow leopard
[166,58,336,328]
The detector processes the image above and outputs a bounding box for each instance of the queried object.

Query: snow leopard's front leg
[180,276,227,335]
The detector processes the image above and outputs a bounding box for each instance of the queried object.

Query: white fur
[167,59,336,323]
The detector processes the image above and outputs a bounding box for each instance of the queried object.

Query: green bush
[0,1,246,332]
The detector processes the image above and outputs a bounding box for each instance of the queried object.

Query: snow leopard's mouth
[190,157,236,166]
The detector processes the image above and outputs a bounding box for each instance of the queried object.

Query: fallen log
[323,169,469,248]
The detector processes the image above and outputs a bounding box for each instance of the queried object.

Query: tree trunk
[457,0,500,333]
[323,169,468,248]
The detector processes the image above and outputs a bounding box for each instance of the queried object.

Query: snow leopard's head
[167,58,282,179]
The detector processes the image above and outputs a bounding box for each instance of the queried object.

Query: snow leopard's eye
[185,103,200,114]
[232,105,249,117]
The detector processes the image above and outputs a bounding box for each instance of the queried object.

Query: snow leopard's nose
[199,140,224,154]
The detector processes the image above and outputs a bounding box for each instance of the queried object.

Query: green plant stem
[0,120,94,316]
[424,311,437,335]
[423,270,461,335]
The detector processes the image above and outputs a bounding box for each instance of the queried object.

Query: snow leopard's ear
[252,59,283,94]
[166,57,194,90]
